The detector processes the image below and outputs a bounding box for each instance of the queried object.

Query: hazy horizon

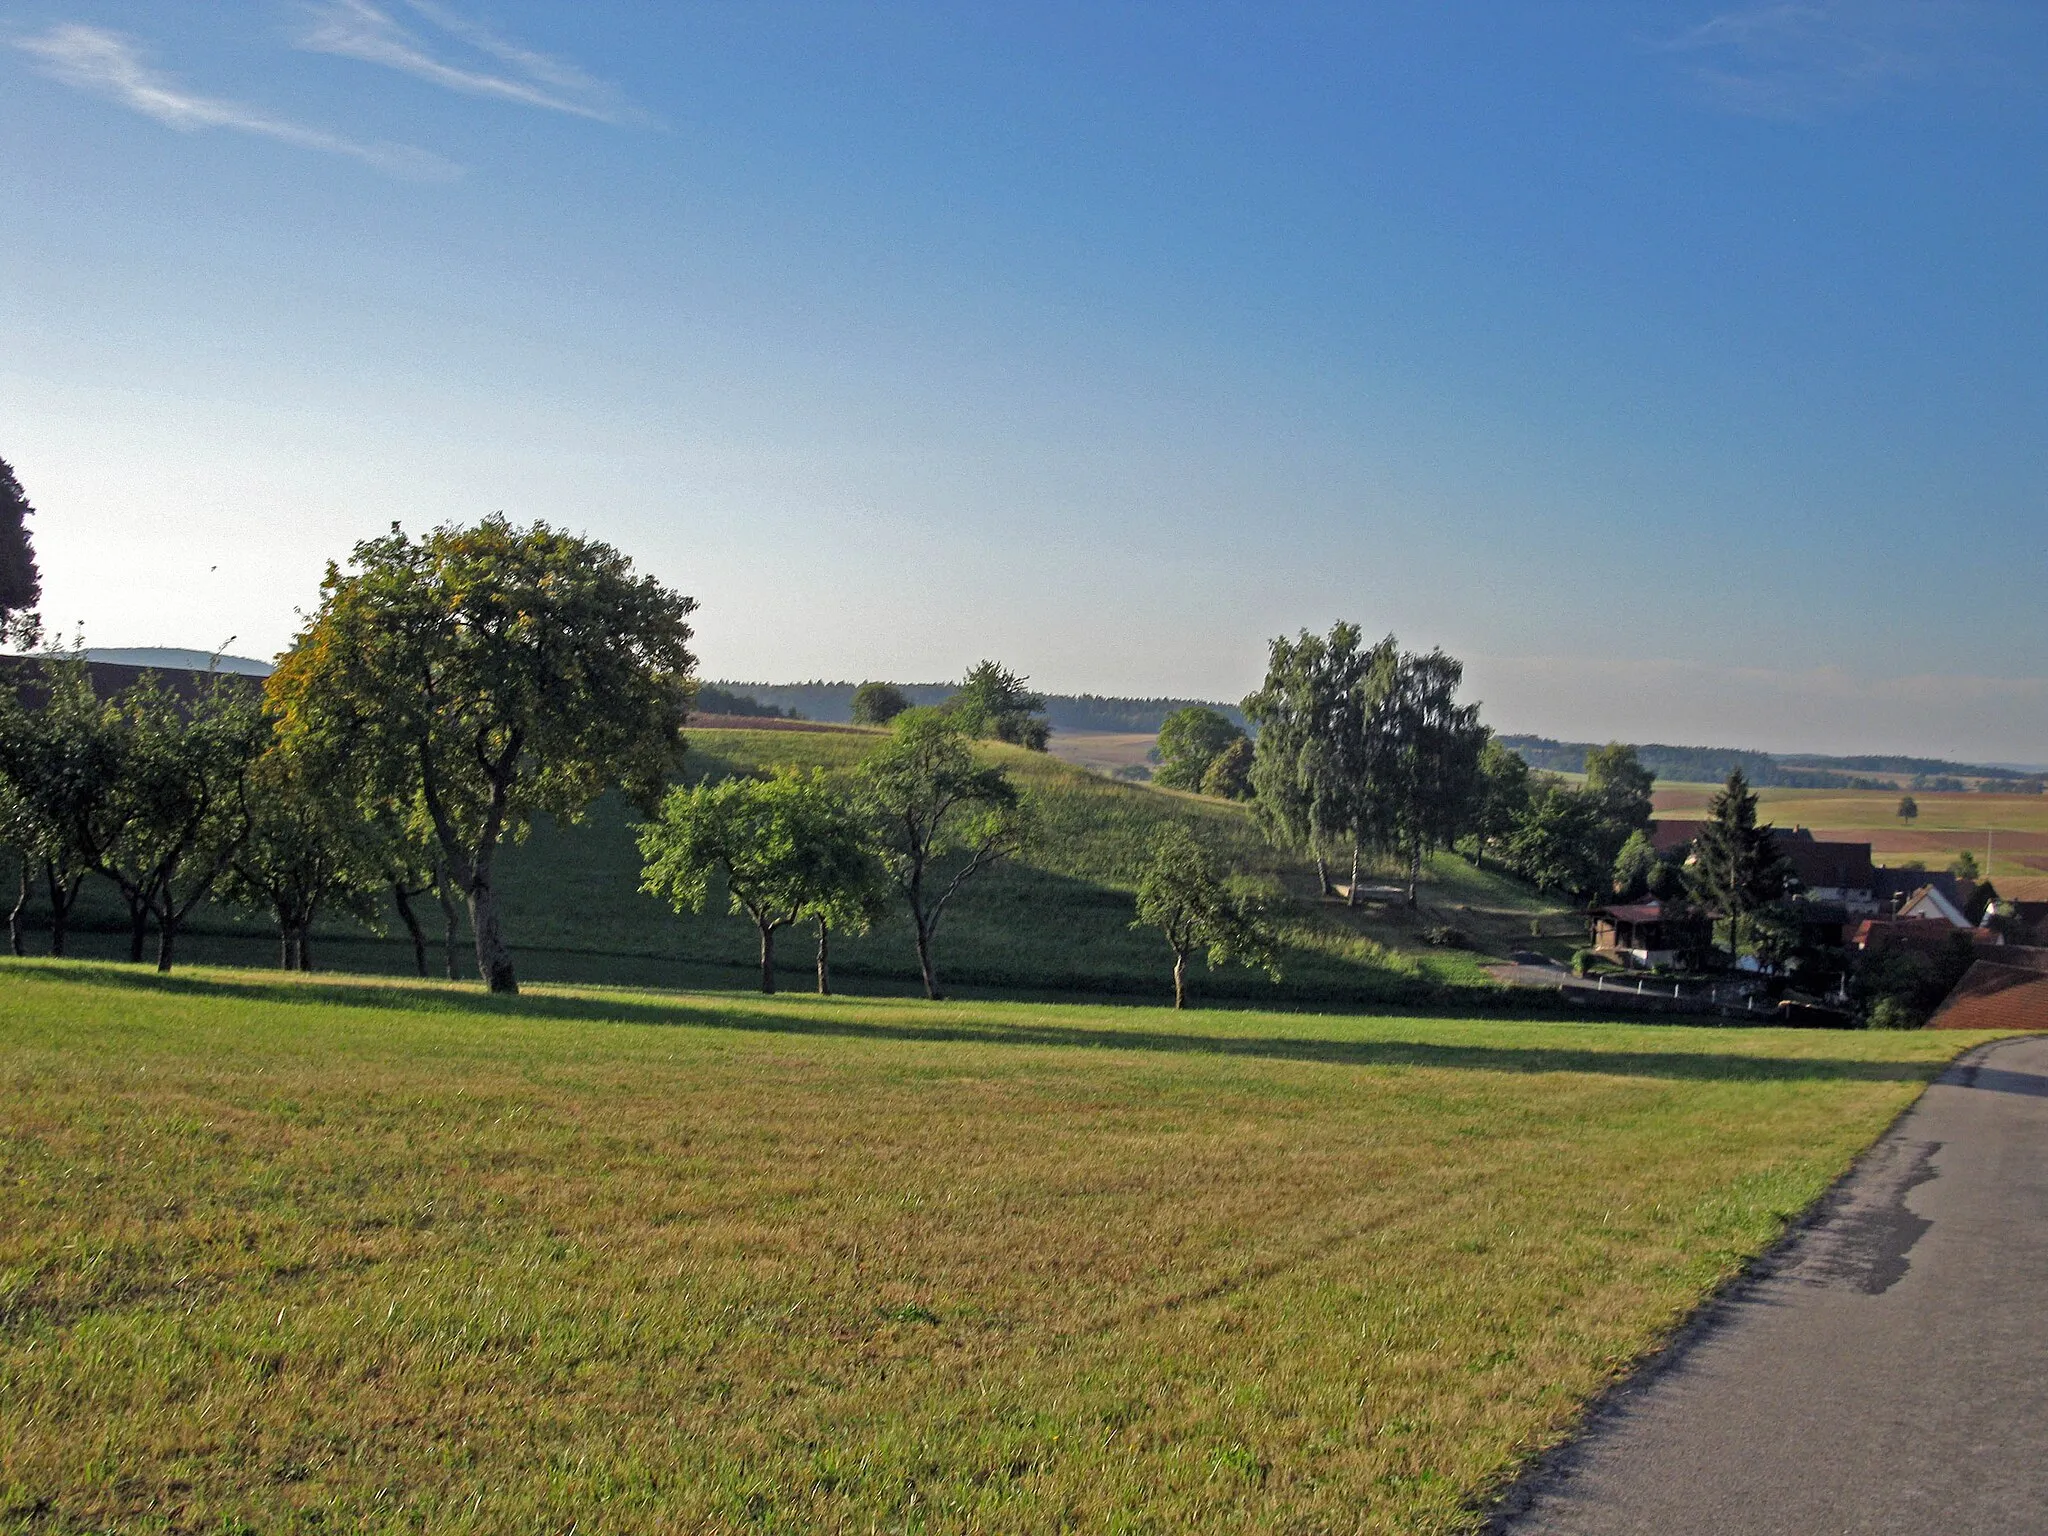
[8,3,2045,761]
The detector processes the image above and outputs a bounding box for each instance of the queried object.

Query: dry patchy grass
[0,963,1986,1534]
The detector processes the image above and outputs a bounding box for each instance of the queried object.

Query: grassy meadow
[0,961,1987,1534]
[1654,784,2048,883]
[33,727,1572,1007]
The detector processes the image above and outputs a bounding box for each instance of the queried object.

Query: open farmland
[0,962,1985,1534]
[1653,785,2048,881]
[1046,728,1162,778]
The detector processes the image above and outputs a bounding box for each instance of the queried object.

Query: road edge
[1473,1034,2019,1533]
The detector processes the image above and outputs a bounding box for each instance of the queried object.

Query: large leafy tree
[793,801,890,997]
[1372,647,1486,905]
[1611,829,1663,900]
[1131,822,1278,1009]
[1467,736,1530,871]
[0,657,117,955]
[1503,779,1609,898]
[1583,741,1656,866]
[84,674,266,971]
[638,766,875,994]
[385,832,466,981]
[270,517,698,993]
[850,681,910,727]
[1198,735,1255,800]
[1152,706,1245,791]
[1245,624,1378,896]
[1686,769,1787,963]
[945,661,1050,750]
[0,457,42,645]
[858,709,1029,999]
[219,740,385,970]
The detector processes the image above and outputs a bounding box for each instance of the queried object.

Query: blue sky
[3,2,2043,759]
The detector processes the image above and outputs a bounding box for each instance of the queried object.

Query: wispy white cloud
[1658,1,1995,117]
[14,23,459,178]
[299,0,641,124]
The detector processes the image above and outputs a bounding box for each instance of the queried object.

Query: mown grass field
[0,962,1987,1534]
[36,728,1569,1007]
[1654,784,2048,882]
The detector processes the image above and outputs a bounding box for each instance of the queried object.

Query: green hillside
[34,727,1568,1007]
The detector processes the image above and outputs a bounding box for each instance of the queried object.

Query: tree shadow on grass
[5,961,1952,1086]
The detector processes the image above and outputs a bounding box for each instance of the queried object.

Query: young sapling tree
[1131,822,1279,1009]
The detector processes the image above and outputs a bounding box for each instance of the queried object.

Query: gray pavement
[1497,1034,2048,1536]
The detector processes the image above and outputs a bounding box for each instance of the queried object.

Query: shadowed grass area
[0,963,1990,1534]
[15,962,1951,1084]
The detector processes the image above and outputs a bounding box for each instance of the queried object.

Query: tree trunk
[758,920,777,994]
[155,919,176,974]
[8,853,26,957]
[437,871,462,981]
[913,916,942,1000]
[46,863,73,957]
[467,878,518,995]
[128,899,149,964]
[1173,949,1188,1010]
[1407,844,1422,907]
[1347,842,1361,908]
[1314,849,1332,897]
[815,916,831,996]
[279,927,293,970]
[392,881,429,978]
[299,929,313,972]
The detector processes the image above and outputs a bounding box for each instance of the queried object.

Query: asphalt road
[1496,1034,2048,1536]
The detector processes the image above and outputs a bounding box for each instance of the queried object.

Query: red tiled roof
[1852,917,1967,951]
[1929,962,2048,1031]
[1650,820,1707,852]
[1979,944,2048,974]
[1589,901,1671,925]
[1780,837,1874,891]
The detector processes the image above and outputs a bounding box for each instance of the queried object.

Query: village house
[1590,899,1712,969]
[1773,828,1879,910]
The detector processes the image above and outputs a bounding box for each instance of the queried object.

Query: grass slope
[40,729,1565,1008]
[0,963,1986,1534]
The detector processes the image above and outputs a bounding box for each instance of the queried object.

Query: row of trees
[0,493,1093,999]
[0,640,1237,1005]
[0,517,695,989]
[0,522,1076,1000]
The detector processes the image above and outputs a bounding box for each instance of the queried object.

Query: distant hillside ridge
[714,681,1246,734]
[1498,734,2037,790]
[80,647,274,677]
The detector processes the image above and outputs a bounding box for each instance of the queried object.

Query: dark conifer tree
[1686,769,1788,963]
[0,458,42,642]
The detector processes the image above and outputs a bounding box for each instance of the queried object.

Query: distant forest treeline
[705,682,1246,734]
[701,687,2033,789]
[1497,734,2040,790]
